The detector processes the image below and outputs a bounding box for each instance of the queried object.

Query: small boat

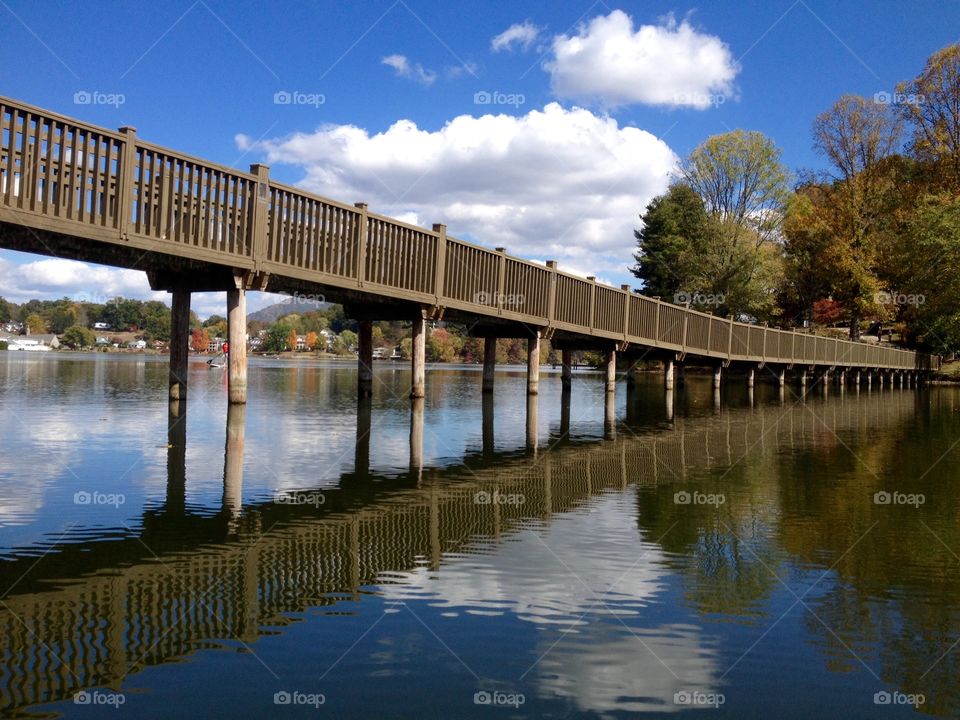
[207,356,225,368]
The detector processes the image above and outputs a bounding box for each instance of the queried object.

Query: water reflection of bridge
[0,386,922,714]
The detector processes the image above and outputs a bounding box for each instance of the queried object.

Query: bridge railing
[0,95,937,372]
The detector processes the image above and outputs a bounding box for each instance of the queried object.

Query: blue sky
[1,0,957,317]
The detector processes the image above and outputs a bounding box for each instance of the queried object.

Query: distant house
[295,335,307,350]
[92,322,111,330]
[128,339,147,350]
[0,332,59,349]
[249,336,263,349]
[95,336,110,346]
[372,347,386,359]
[209,336,225,352]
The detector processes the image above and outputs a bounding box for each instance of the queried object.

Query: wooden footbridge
[0,96,937,404]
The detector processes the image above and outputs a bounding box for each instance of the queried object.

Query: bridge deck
[0,95,934,371]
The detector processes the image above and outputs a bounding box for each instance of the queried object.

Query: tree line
[633,43,960,353]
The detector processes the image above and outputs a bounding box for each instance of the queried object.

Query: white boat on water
[7,340,51,352]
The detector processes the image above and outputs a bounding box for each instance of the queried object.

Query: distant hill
[247,298,332,324]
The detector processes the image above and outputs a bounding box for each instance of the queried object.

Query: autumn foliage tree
[190,327,209,352]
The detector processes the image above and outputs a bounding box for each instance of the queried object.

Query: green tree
[634,131,790,320]
[631,183,709,299]
[264,322,293,352]
[338,329,358,353]
[62,325,95,349]
[24,313,47,334]
[50,301,78,334]
[0,297,14,323]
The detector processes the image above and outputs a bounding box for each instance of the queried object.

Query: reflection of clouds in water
[381,494,722,713]
[538,625,718,714]
[0,477,47,527]
[384,496,666,622]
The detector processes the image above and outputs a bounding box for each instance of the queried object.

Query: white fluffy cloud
[237,103,678,282]
[545,10,739,109]
[0,255,164,306]
[381,54,437,86]
[491,20,542,52]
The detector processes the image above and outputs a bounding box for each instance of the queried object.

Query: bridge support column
[664,359,675,390]
[482,336,497,393]
[604,349,616,393]
[713,366,722,389]
[867,371,873,389]
[355,398,372,477]
[526,394,539,452]
[800,369,808,388]
[358,320,373,398]
[747,367,755,388]
[481,393,495,456]
[527,333,540,395]
[227,286,247,404]
[410,398,424,477]
[411,317,426,399]
[839,369,846,388]
[561,349,572,392]
[777,368,786,388]
[223,403,246,519]
[604,391,616,440]
[169,289,191,401]
[878,370,885,389]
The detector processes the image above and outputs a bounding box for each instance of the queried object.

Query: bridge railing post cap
[587,276,596,282]
[118,125,136,133]
[432,222,446,232]
[495,247,506,253]
[354,202,368,210]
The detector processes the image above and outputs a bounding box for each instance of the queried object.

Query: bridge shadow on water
[2,374,959,717]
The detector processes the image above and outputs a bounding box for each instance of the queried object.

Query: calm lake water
[0,352,957,718]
